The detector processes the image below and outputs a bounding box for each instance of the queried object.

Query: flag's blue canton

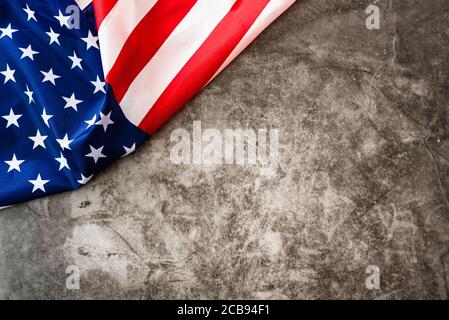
[0,0,148,207]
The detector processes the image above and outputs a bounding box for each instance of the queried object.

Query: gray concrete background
[1,0,449,299]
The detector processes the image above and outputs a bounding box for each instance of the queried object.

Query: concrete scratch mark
[353,176,403,217]
[103,223,153,272]
[423,138,449,210]
[402,131,449,210]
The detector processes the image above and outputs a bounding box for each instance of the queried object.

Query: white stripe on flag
[75,0,93,10]
[119,0,238,126]
[99,0,157,76]
[212,0,296,81]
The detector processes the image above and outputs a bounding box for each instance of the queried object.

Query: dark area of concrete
[1,0,449,299]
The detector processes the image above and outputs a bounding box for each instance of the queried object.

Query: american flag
[0,0,294,208]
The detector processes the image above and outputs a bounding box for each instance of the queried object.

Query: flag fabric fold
[94,0,296,134]
[0,0,295,207]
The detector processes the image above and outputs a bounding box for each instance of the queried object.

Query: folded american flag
[0,0,295,208]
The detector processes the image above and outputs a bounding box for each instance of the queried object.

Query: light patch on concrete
[64,223,147,287]
[259,230,283,261]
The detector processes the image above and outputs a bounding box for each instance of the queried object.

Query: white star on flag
[24,85,35,104]
[54,10,71,28]
[55,152,70,171]
[122,143,136,157]
[19,44,39,61]
[1,64,16,83]
[41,108,53,127]
[85,145,107,163]
[85,114,97,129]
[91,76,106,94]
[63,93,83,111]
[41,68,60,85]
[2,108,22,128]
[0,24,18,39]
[82,30,99,50]
[96,111,114,132]
[46,27,60,45]
[56,134,73,150]
[5,154,25,172]
[68,51,83,70]
[29,130,48,149]
[23,4,37,22]
[29,174,49,193]
[78,173,93,185]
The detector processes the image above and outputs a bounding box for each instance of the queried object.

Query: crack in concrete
[280,22,394,143]
[352,169,410,218]
[423,135,449,210]
[400,131,449,210]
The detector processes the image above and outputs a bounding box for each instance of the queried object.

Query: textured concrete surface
[1,0,449,299]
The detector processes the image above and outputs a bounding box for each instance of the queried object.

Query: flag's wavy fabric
[0,0,295,208]
[93,0,296,134]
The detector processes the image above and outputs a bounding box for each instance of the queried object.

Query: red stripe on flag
[106,0,198,103]
[138,0,271,134]
[93,0,118,27]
